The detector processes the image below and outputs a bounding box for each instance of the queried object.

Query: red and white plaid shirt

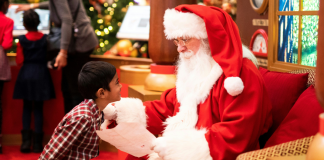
[39,99,102,160]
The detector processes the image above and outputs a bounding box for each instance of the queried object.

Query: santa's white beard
[176,45,216,102]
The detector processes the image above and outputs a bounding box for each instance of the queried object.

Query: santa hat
[163,5,244,96]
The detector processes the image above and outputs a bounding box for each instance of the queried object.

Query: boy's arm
[39,116,92,160]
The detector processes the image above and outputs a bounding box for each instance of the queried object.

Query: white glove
[103,103,117,120]
[100,119,110,130]
[151,137,168,159]
[149,129,212,160]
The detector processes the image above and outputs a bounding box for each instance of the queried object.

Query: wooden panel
[90,55,152,69]
[316,2,324,108]
[236,1,268,47]
[128,85,162,102]
[2,134,117,152]
[6,53,17,66]
[119,65,150,85]
[2,120,116,151]
[277,11,318,15]
[8,54,153,69]
[2,134,49,146]
[149,0,197,65]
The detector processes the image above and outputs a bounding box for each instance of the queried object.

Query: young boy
[39,61,122,160]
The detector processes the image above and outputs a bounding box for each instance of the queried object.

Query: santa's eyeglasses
[173,38,192,47]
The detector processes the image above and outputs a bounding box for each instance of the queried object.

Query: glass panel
[302,0,319,11]
[278,15,299,64]
[301,15,318,67]
[279,0,299,11]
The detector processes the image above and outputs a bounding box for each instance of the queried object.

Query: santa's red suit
[108,5,273,160]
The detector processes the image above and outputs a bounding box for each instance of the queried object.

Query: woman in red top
[13,9,55,153]
[0,0,13,154]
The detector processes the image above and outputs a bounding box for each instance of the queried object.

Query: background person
[16,0,99,114]
[0,0,13,154]
[13,9,55,153]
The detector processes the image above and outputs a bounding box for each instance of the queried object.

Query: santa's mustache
[180,50,194,59]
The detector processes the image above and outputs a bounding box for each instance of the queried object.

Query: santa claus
[105,4,272,160]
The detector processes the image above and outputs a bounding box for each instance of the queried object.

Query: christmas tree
[85,0,134,55]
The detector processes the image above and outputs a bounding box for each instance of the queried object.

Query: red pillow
[264,85,323,147]
[259,67,309,138]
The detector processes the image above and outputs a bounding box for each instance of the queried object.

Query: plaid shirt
[39,99,102,160]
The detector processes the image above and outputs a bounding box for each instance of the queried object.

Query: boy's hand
[103,103,117,120]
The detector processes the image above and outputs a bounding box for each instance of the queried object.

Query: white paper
[96,122,156,157]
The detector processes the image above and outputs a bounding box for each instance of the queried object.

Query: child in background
[0,0,13,154]
[39,61,122,159]
[13,9,55,153]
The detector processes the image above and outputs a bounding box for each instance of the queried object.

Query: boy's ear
[96,88,107,99]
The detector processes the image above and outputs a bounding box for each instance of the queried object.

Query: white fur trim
[148,152,163,160]
[149,129,212,160]
[164,94,198,132]
[224,77,244,96]
[114,98,147,128]
[103,103,117,120]
[163,9,207,40]
[194,62,223,104]
[242,45,258,67]
[176,61,223,105]
[166,62,223,132]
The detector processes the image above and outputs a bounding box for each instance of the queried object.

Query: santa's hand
[103,103,117,120]
[100,119,110,130]
[112,98,147,127]
[151,137,168,159]
[147,129,213,160]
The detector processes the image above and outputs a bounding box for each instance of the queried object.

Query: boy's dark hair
[23,9,40,31]
[0,0,9,12]
[78,61,116,100]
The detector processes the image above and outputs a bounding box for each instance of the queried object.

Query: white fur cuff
[114,98,147,128]
[224,77,244,96]
[149,129,213,160]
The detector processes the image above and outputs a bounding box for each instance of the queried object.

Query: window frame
[268,0,318,72]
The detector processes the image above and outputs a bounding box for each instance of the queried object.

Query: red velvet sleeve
[144,88,177,135]
[2,19,13,51]
[205,60,272,159]
[16,42,24,66]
